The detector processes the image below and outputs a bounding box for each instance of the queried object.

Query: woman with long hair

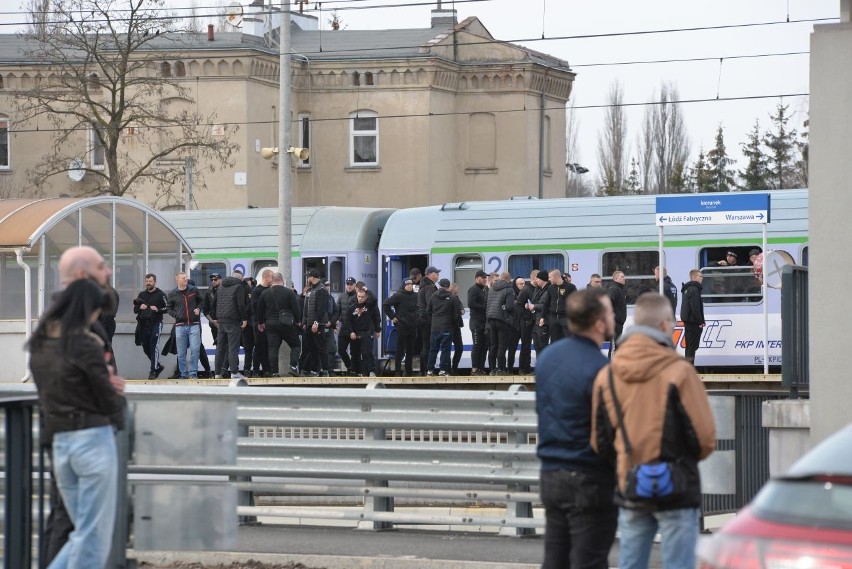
[28,278,124,569]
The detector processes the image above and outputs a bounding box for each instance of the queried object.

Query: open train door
[380,254,427,368]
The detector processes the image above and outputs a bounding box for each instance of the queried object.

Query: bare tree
[13,0,239,202]
[650,83,690,194]
[24,0,50,36]
[596,81,627,196]
[637,105,654,194]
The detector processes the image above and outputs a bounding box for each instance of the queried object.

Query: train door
[327,256,345,295]
[381,254,428,361]
[302,256,328,285]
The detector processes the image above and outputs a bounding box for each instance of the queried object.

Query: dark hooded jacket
[608,281,627,326]
[428,287,462,332]
[214,276,248,323]
[485,279,514,324]
[383,288,418,328]
[680,280,705,326]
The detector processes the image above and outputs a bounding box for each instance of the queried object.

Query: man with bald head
[58,245,112,287]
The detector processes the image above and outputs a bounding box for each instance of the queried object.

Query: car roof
[786,423,852,478]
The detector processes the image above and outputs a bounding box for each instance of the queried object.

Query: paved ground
[130,523,668,569]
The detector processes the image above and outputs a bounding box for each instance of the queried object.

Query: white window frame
[298,112,311,167]
[349,110,379,167]
[90,122,105,170]
[0,116,9,169]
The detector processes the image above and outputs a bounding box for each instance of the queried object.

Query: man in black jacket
[680,269,705,365]
[548,269,577,342]
[344,286,382,377]
[257,272,302,376]
[530,270,552,354]
[302,268,331,376]
[486,272,516,375]
[249,270,273,377]
[213,271,248,380]
[416,266,440,375]
[337,277,359,374]
[134,273,168,379]
[426,278,462,376]
[467,270,489,375]
[514,273,536,375]
[383,277,418,376]
[608,270,628,343]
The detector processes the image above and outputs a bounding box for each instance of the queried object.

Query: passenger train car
[161,206,395,361]
[377,189,808,370]
[161,190,807,372]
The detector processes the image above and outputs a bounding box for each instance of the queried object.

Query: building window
[87,73,100,90]
[353,72,360,86]
[601,250,659,304]
[175,61,186,77]
[90,122,106,169]
[364,72,374,86]
[0,75,4,89]
[0,116,9,168]
[468,113,496,170]
[161,62,171,77]
[298,113,310,167]
[350,111,378,166]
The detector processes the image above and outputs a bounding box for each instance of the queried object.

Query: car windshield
[752,478,852,531]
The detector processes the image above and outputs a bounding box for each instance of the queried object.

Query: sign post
[656,194,771,374]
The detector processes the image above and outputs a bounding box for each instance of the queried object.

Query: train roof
[379,190,808,253]
[162,206,396,258]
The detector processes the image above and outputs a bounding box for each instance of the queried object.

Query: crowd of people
[125,260,712,378]
[28,245,717,569]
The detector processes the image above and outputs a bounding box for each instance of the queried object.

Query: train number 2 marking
[488,256,502,273]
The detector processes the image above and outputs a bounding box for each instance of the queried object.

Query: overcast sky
[1,0,840,183]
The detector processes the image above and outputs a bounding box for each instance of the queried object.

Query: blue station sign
[655,193,770,227]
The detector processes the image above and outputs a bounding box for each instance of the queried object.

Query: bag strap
[270,289,283,314]
[608,365,634,466]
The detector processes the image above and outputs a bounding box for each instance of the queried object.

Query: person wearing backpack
[591,293,716,569]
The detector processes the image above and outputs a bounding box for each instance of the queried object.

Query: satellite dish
[226,3,244,27]
[68,159,85,182]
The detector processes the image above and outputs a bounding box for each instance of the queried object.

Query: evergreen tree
[706,125,736,192]
[624,158,641,195]
[739,120,770,191]
[794,118,809,188]
[693,148,714,193]
[764,104,798,189]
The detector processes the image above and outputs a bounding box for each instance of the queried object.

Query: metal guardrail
[1,395,37,569]
[1,383,791,544]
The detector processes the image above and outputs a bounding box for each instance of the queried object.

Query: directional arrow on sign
[659,215,667,223]
[756,213,764,220]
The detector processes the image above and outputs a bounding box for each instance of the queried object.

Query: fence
[781,265,809,391]
[1,382,791,556]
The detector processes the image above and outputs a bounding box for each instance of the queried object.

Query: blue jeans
[618,507,700,569]
[175,323,201,378]
[50,425,117,569]
[427,331,452,372]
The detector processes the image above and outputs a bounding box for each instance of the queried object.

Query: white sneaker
[214,375,224,379]
[231,372,245,380]
[369,372,376,377]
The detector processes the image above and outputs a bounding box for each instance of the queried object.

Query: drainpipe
[16,248,33,383]
[538,72,547,199]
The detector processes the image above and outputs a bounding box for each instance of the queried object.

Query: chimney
[430,9,458,29]
[207,24,214,41]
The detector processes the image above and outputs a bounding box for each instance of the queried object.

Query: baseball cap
[346,277,356,285]
[438,278,451,288]
[403,278,414,285]
[209,273,221,280]
[425,266,441,275]
[307,269,321,279]
[726,251,738,259]
[475,270,487,279]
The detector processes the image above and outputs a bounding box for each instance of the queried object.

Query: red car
[699,423,852,568]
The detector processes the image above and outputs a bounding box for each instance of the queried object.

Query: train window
[328,258,344,294]
[251,260,277,281]
[601,250,659,305]
[699,246,763,303]
[801,245,809,266]
[190,262,227,292]
[507,253,564,280]
[303,257,327,283]
[453,254,483,308]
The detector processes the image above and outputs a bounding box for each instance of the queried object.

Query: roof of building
[0,16,570,72]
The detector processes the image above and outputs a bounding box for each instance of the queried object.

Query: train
[162,189,808,371]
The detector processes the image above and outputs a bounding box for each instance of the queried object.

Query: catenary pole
[278,0,292,285]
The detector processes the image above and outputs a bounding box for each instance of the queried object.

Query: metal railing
[781,265,809,392]
[1,395,37,569]
[1,382,792,549]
